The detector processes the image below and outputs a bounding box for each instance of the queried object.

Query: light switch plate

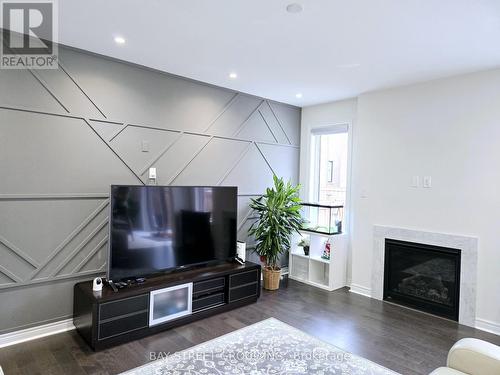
[423,176,432,188]
[141,140,150,152]
[149,167,157,179]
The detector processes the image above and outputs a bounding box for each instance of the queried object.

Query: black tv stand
[73,261,261,350]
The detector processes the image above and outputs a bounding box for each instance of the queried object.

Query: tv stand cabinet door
[149,282,193,326]
[228,269,260,303]
[99,294,149,321]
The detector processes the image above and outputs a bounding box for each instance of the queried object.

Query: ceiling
[56,0,500,107]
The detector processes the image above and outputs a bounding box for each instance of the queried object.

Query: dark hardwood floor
[1,278,499,375]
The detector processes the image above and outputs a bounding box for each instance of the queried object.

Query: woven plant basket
[263,267,281,290]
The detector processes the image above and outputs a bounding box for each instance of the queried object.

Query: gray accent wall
[0,45,301,333]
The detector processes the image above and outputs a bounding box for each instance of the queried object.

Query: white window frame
[304,123,353,233]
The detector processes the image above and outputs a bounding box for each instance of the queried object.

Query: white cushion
[447,338,500,375]
[429,367,467,375]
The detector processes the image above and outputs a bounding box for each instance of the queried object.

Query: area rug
[121,318,399,374]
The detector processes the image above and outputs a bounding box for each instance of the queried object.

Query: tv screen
[108,185,237,281]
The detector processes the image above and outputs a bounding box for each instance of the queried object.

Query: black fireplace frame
[383,238,461,321]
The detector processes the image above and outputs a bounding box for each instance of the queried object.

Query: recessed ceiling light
[295,93,303,99]
[286,3,303,13]
[114,36,126,45]
[337,63,361,69]
[229,72,238,79]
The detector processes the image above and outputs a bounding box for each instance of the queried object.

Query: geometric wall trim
[172,137,251,186]
[220,143,275,195]
[0,40,300,332]
[139,133,211,185]
[58,48,237,133]
[0,109,141,194]
[88,120,125,142]
[0,52,299,286]
[109,126,181,176]
[35,66,107,119]
[236,109,277,143]
[205,94,262,136]
[0,69,63,113]
[258,101,290,145]
[258,143,300,185]
[268,101,301,146]
[0,198,109,289]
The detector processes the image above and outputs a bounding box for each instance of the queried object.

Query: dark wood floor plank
[1,279,500,375]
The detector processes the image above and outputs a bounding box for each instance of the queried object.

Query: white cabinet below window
[289,232,347,291]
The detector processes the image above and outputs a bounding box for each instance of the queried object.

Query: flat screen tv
[108,185,237,281]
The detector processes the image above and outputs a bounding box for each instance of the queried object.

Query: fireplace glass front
[383,239,461,321]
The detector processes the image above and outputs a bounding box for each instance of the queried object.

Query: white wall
[302,68,500,333]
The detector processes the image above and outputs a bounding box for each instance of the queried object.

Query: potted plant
[249,175,304,290]
[298,238,310,256]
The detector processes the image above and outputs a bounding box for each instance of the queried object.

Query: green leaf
[247,176,305,268]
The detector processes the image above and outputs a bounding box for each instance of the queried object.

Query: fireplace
[383,239,461,321]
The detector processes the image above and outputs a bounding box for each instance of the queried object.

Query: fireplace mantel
[372,225,478,327]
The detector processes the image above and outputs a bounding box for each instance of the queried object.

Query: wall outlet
[141,140,150,152]
[423,176,432,188]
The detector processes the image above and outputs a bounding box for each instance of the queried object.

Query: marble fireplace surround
[372,225,478,327]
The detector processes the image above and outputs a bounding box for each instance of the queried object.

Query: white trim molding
[476,318,500,336]
[0,318,75,348]
[349,283,372,298]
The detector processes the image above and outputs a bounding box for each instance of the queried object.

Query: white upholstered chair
[430,338,500,375]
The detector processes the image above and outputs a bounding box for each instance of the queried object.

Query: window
[310,126,349,206]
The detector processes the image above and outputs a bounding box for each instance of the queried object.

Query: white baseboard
[349,283,372,298]
[0,318,75,348]
[475,318,500,336]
